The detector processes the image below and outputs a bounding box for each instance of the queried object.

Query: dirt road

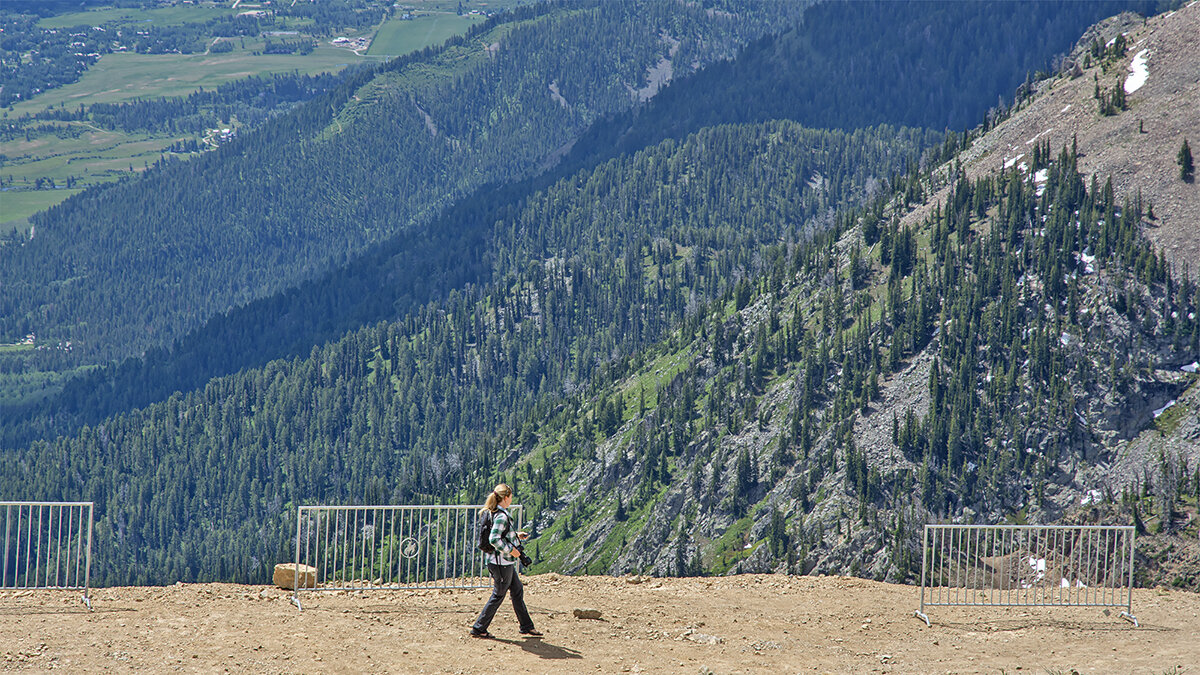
[2,574,1197,673]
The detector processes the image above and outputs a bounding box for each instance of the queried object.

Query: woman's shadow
[494,636,582,660]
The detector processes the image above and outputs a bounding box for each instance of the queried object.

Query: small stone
[573,608,603,620]
[273,563,316,590]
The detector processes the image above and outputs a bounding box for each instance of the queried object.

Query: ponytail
[484,483,512,513]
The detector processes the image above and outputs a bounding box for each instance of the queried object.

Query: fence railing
[915,524,1136,626]
[1,502,93,609]
[291,504,522,610]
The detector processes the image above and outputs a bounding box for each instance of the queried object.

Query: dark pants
[472,563,534,633]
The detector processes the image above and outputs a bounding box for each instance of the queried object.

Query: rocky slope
[524,4,1200,589]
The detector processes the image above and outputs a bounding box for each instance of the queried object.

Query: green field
[1,188,86,230]
[0,121,200,220]
[367,13,485,56]
[8,45,373,117]
[37,5,238,29]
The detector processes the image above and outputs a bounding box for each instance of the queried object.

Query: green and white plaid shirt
[487,507,520,566]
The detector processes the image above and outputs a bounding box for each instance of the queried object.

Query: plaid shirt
[486,507,520,566]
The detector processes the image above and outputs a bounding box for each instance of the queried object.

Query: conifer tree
[1178,139,1194,182]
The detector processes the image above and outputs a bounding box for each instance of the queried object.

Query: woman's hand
[517,531,529,540]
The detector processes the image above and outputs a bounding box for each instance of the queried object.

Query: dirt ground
[2,574,1198,674]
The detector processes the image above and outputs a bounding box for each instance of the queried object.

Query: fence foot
[81,595,92,611]
[913,610,930,627]
[291,595,303,612]
[1119,611,1138,627]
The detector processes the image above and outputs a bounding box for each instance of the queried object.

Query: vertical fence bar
[922,526,930,609]
[1125,528,1135,618]
[292,508,303,609]
[55,506,66,589]
[34,506,43,590]
[2,504,10,588]
[83,504,93,607]
[23,505,33,588]
[1106,528,1115,606]
[388,508,398,588]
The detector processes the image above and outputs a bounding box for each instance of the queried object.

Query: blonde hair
[484,483,512,513]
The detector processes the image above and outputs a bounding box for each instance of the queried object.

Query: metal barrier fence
[1,502,93,609]
[915,524,1136,626]
[291,504,522,610]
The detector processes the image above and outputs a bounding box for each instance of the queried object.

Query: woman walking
[471,483,542,638]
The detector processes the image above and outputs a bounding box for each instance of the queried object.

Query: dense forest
[0,120,935,585]
[0,0,796,365]
[2,0,1152,449]
[560,0,1171,170]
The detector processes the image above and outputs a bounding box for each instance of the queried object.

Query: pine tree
[1178,139,1194,182]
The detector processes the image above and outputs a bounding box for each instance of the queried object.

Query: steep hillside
[0,121,932,585]
[506,5,1200,584]
[561,0,1167,170]
[2,0,1157,449]
[0,1,797,364]
[957,4,1200,266]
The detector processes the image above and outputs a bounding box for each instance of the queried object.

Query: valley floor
[2,574,1197,673]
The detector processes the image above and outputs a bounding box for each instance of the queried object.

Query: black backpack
[476,508,510,553]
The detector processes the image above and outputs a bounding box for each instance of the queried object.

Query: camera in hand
[515,545,533,566]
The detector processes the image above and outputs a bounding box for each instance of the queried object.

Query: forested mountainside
[561,0,1169,170]
[2,1,1197,589]
[1,0,1154,451]
[0,0,799,364]
[1,121,935,585]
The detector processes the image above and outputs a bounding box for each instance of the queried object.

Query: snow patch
[1021,557,1048,587]
[1081,489,1103,506]
[1025,128,1053,145]
[1079,250,1095,274]
[1060,332,1071,347]
[1061,104,1071,113]
[1182,361,1199,373]
[1034,168,1049,196]
[1153,400,1177,419]
[1124,49,1150,94]
[1004,154,1024,169]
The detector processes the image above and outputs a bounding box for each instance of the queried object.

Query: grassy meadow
[7,45,371,117]
[37,4,238,29]
[0,120,197,222]
[1,189,84,229]
[1,38,374,219]
[367,13,486,56]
